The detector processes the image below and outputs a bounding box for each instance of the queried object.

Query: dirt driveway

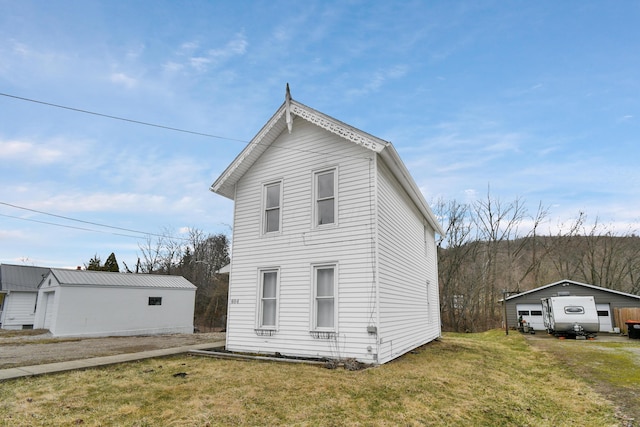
[0,330,225,369]
[523,332,640,426]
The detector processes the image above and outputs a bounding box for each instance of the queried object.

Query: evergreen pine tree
[103,252,120,272]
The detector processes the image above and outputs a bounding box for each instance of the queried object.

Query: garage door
[596,303,612,332]
[516,304,545,330]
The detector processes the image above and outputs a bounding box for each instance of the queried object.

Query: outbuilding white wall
[376,159,441,363]
[0,291,37,329]
[34,276,195,337]
[227,118,379,363]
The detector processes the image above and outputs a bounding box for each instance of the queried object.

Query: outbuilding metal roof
[47,269,196,290]
[504,279,640,301]
[0,264,50,292]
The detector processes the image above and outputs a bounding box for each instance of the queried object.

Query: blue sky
[1,1,639,269]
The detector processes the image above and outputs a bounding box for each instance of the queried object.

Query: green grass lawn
[0,330,630,426]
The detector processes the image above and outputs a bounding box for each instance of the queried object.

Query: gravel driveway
[0,331,225,369]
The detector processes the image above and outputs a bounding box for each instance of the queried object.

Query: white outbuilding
[34,269,196,337]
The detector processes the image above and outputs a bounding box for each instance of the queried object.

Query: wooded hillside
[435,195,640,332]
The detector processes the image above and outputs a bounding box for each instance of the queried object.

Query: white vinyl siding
[0,292,37,329]
[227,119,377,362]
[376,159,441,364]
[224,117,440,364]
[35,285,195,337]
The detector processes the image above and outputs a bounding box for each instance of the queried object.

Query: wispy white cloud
[189,56,211,72]
[0,139,64,164]
[347,65,409,97]
[208,33,248,58]
[164,33,248,74]
[163,61,183,73]
[36,192,168,214]
[110,72,137,88]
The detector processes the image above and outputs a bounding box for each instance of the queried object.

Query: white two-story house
[210,88,444,364]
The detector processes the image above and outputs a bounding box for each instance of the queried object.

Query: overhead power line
[0,213,150,240]
[0,91,373,160]
[0,201,189,241]
[0,92,249,143]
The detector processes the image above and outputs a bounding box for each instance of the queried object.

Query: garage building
[34,268,196,337]
[503,280,640,332]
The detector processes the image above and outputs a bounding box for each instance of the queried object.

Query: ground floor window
[313,264,336,331]
[258,269,279,329]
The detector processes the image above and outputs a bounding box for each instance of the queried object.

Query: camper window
[564,306,584,314]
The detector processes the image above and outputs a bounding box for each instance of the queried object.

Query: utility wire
[0,91,373,160]
[0,201,189,241]
[0,213,150,240]
[0,92,249,143]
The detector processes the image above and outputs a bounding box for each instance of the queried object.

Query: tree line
[86,192,640,335]
[435,191,640,332]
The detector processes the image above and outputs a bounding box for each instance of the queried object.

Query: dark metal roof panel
[0,264,50,292]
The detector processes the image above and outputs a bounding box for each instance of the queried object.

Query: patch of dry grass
[0,331,621,426]
[527,336,640,424]
[0,329,49,338]
[0,329,81,346]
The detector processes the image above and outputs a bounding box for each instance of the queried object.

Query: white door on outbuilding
[43,292,55,330]
[596,303,613,332]
[516,304,545,330]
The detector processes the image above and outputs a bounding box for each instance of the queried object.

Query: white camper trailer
[541,295,599,339]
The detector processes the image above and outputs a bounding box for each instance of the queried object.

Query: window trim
[313,168,337,228]
[564,306,585,315]
[310,263,338,332]
[256,268,280,331]
[262,180,283,235]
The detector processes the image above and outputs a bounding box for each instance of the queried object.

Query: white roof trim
[210,99,388,200]
[289,103,386,152]
[210,97,444,235]
[505,279,640,301]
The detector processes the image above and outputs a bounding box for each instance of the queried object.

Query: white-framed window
[312,264,337,331]
[314,169,336,227]
[263,181,282,234]
[258,268,279,329]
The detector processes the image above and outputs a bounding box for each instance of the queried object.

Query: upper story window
[263,181,282,233]
[314,169,336,226]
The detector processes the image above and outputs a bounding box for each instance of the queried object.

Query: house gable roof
[0,264,50,292]
[210,92,444,235]
[45,268,196,290]
[504,279,640,302]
